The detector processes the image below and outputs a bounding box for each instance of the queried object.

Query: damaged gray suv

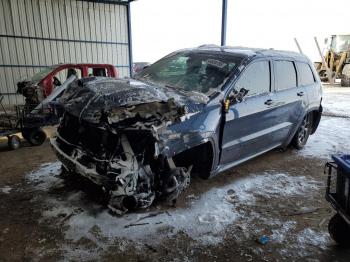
[51,45,323,214]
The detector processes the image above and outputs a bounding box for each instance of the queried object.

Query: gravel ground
[0,85,350,261]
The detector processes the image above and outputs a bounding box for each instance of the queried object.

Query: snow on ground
[322,87,350,118]
[0,186,12,194]
[298,86,350,159]
[27,162,327,258]
[299,116,350,159]
[26,162,63,191]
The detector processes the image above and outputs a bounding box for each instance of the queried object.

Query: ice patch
[0,186,12,194]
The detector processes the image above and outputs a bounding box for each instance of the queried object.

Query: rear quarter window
[297,62,315,86]
[274,61,297,90]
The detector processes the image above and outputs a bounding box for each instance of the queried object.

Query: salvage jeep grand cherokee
[51,45,323,214]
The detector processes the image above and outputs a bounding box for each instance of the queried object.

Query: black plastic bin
[325,154,350,246]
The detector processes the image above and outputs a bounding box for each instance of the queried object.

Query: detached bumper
[50,137,107,186]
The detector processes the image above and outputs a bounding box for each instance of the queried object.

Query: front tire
[328,213,350,247]
[292,114,312,149]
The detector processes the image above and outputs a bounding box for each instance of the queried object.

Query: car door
[296,61,316,109]
[271,60,308,145]
[220,59,279,166]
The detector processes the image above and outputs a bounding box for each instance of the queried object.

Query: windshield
[136,51,243,95]
[329,35,350,52]
[30,66,58,83]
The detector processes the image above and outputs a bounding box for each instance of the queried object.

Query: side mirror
[224,88,249,113]
[236,88,249,102]
[229,88,249,103]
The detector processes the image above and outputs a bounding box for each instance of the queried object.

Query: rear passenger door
[296,62,317,109]
[272,60,308,145]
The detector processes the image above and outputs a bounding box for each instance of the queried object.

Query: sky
[130,0,350,63]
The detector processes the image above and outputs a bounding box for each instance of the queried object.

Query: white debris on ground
[0,186,12,194]
[297,228,329,249]
[299,86,350,159]
[26,162,328,258]
[270,221,297,243]
[277,228,331,258]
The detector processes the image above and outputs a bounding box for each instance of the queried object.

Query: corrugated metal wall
[0,0,130,105]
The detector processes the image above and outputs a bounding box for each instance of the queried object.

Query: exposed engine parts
[52,122,191,214]
[104,135,191,214]
[51,77,201,214]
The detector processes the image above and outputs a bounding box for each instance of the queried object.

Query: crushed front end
[50,77,201,214]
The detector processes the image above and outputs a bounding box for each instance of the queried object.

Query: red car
[17,63,118,105]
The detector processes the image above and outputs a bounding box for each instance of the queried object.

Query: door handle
[264,99,274,105]
[297,91,304,97]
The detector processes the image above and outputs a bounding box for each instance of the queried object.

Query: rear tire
[8,135,21,150]
[24,128,47,146]
[328,213,350,247]
[292,114,312,149]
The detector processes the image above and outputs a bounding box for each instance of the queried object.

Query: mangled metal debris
[51,77,201,214]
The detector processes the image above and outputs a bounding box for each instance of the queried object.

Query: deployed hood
[60,77,207,125]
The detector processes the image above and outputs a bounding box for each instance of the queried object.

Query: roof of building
[80,0,135,4]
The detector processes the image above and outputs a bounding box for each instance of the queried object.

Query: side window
[54,68,82,86]
[274,61,297,90]
[234,61,270,96]
[88,68,108,77]
[297,62,315,86]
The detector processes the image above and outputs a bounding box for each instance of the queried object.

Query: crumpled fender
[158,104,222,157]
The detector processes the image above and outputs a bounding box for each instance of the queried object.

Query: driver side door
[220,60,278,166]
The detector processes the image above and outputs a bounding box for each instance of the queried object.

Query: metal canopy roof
[79,0,135,4]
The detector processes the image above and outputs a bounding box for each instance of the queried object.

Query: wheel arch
[172,140,215,179]
[309,105,323,135]
[284,106,322,148]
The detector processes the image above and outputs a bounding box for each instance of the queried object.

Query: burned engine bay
[51,77,209,214]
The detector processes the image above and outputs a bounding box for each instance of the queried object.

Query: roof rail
[197,44,220,48]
